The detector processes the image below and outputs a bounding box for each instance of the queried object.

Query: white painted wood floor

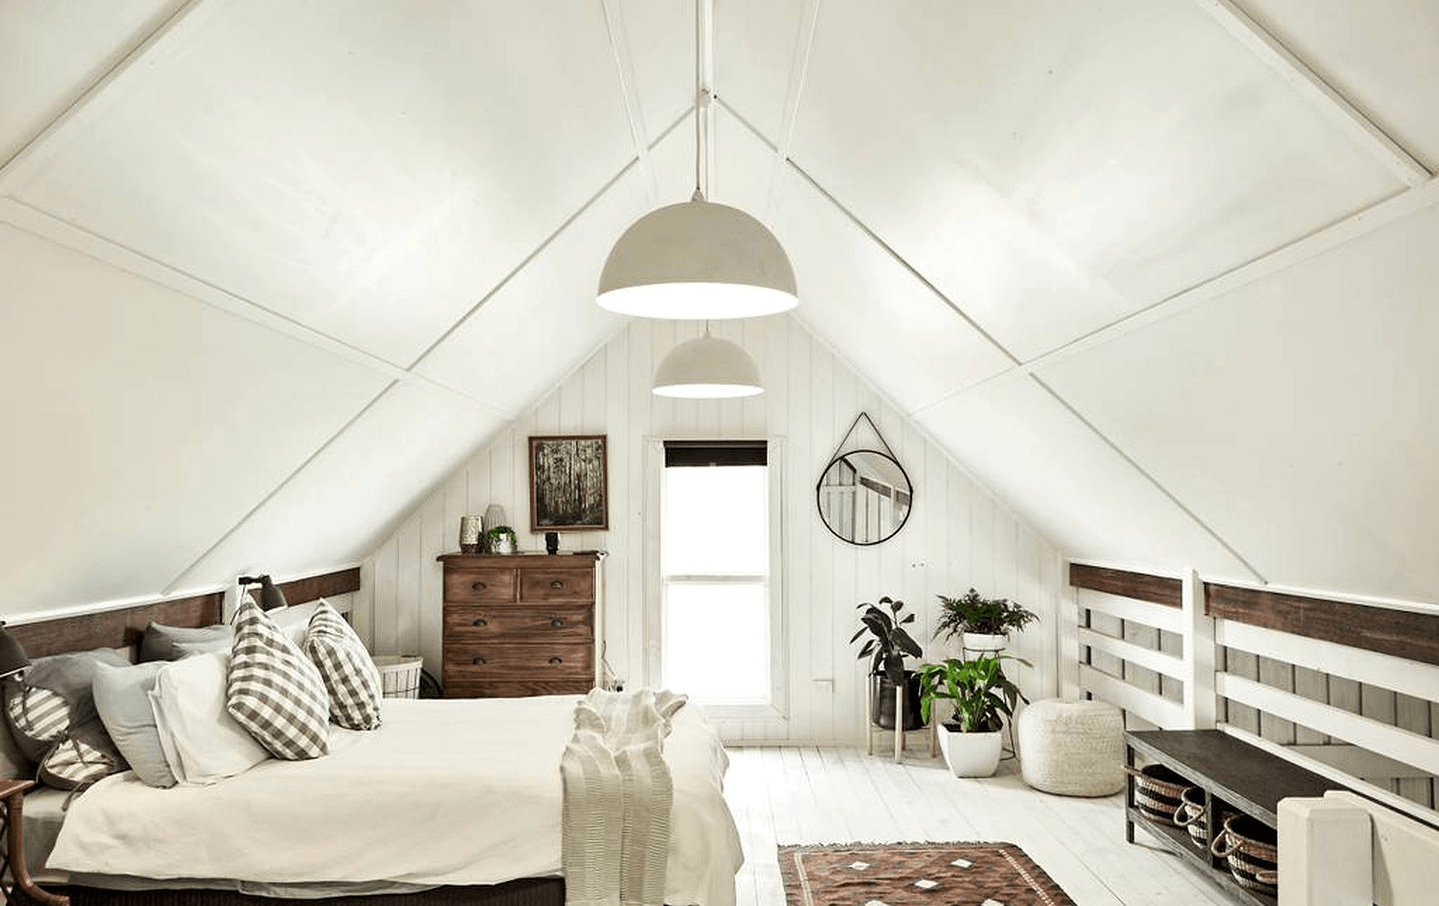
[722,746,1235,906]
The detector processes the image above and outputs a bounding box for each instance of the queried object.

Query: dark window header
[664,440,767,468]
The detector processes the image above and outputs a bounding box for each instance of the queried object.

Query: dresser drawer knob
[472,581,487,590]
[548,656,564,665]
[471,656,486,665]
[550,617,566,628]
[550,580,565,589]
[472,618,488,627]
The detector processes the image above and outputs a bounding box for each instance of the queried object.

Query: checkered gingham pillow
[226,600,330,760]
[302,600,383,730]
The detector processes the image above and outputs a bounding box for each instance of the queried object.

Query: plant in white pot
[934,588,1038,654]
[917,654,1029,777]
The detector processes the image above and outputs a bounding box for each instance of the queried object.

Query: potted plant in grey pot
[917,654,1029,777]
[934,588,1038,654]
[851,596,925,731]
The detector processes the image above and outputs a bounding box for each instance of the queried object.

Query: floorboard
[723,745,1235,906]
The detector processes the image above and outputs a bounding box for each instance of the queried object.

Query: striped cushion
[6,686,70,749]
[226,600,330,760]
[302,601,383,730]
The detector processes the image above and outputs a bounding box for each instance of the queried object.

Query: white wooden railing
[1066,560,1439,826]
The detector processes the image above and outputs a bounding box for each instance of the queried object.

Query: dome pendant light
[652,322,763,399]
[597,0,796,320]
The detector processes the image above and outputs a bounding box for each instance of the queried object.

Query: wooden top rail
[8,567,360,657]
[1069,563,1182,608]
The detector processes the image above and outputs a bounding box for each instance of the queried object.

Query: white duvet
[48,695,743,906]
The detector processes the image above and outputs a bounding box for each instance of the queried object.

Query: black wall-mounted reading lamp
[237,575,288,611]
[0,622,31,681]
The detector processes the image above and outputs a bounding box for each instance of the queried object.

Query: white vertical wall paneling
[362,314,1063,744]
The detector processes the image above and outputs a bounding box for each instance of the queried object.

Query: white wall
[357,314,1062,744]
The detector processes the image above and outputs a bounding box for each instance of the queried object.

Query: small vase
[459,515,482,553]
[938,725,1003,777]
[484,504,506,534]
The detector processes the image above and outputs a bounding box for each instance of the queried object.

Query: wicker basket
[1173,785,1211,849]
[1125,763,1191,827]
[372,655,423,699]
[1211,813,1278,893]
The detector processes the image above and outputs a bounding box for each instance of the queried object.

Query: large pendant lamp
[652,324,763,399]
[597,0,796,321]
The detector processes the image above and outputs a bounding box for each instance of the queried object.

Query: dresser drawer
[445,678,592,699]
[443,604,592,643]
[443,568,515,603]
[519,568,593,602]
[444,642,593,680]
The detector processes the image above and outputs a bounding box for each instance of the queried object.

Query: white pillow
[148,651,270,785]
[269,600,324,646]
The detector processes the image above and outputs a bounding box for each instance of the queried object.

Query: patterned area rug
[778,842,1077,906]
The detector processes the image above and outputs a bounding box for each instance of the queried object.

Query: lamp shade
[0,622,30,680]
[239,575,289,611]
[653,334,764,398]
[598,200,797,319]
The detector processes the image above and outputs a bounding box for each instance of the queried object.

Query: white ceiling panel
[411,163,651,414]
[791,0,1401,359]
[7,0,635,366]
[617,0,695,143]
[916,375,1254,580]
[774,166,1012,410]
[172,381,505,591]
[0,222,388,614]
[1240,0,1439,171]
[0,0,183,161]
[1039,204,1439,603]
[715,0,807,144]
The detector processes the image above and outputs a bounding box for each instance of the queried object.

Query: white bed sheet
[48,695,742,906]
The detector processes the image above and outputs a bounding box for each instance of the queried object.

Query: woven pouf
[1016,699,1125,796]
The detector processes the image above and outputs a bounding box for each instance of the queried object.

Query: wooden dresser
[436,551,604,698]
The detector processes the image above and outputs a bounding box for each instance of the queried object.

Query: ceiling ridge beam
[0,197,509,418]
[1192,0,1431,187]
[914,175,1439,412]
[599,0,660,203]
[0,0,219,190]
[764,0,824,221]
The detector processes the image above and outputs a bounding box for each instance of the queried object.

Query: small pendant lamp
[652,324,763,399]
[597,0,796,321]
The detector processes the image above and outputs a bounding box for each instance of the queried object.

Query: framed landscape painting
[528,435,609,532]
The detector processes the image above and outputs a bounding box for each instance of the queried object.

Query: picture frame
[528,435,609,532]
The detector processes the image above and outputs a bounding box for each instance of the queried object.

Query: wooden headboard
[7,567,361,658]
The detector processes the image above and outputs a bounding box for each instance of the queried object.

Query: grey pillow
[92,661,176,788]
[139,623,233,662]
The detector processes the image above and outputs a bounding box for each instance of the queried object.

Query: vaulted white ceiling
[3,0,1436,615]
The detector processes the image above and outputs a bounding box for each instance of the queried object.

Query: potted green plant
[933,588,1038,654]
[850,596,925,731]
[917,654,1030,777]
[484,525,518,554]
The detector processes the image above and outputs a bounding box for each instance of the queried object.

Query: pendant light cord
[692,0,708,202]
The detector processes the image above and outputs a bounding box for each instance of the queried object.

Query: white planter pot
[938,725,1003,777]
[961,632,1009,654]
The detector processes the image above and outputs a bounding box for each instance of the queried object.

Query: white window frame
[643,437,787,723]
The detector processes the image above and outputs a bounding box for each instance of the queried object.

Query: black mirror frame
[815,448,914,546]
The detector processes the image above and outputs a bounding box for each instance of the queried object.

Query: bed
[4,571,743,906]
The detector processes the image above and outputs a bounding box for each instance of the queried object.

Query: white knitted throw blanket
[561,688,688,906]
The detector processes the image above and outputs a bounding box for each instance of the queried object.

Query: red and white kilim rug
[778,842,1078,906]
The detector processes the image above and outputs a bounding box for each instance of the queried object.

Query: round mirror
[816,449,913,545]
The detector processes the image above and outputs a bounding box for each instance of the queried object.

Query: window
[660,441,772,705]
